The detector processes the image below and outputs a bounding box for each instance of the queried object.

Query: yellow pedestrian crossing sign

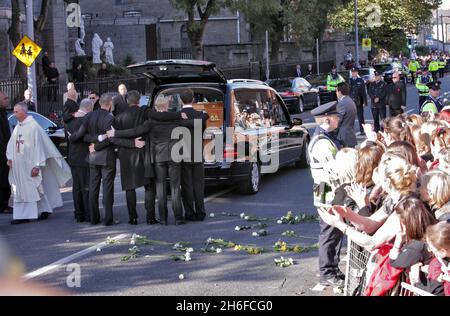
[362,38,372,52]
[12,35,42,67]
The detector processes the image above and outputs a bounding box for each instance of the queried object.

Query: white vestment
[6,116,72,220]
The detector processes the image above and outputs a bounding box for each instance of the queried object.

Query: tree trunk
[191,31,204,60]
[8,0,26,78]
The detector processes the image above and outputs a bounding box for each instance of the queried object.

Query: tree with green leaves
[234,0,349,62]
[329,0,441,54]
[170,0,234,60]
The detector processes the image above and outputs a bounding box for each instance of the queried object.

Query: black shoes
[128,218,138,226]
[184,215,197,222]
[11,219,30,225]
[175,220,186,226]
[147,219,160,225]
[38,212,51,221]
[104,220,120,227]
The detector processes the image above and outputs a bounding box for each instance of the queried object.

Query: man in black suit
[179,89,209,221]
[66,99,92,222]
[107,100,189,225]
[0,91,12,214]
[46,62,59,102]
[111,90,156,225]
[348,68,367,135]
[112,84,128,117]
[69,94,117,226]
[368,71,388,132]
[89,91,101,111]
[23,89,36,112]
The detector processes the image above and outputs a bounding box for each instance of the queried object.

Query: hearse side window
[268,91,288,126]
[233,89,272,131]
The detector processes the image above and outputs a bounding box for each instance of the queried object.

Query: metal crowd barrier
[344,238,371,296]
[399,282,435,297]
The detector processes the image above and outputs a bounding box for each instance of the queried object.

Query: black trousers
[155,161,183,223]
[432,71,438,81]
[390,107,404,117]
[318,219,344,281]
[71,166,90,220]
[126,181,156,221]
[356,105,365,133]
[410,72,416,84]
[89,164,116,225]
[181,162,206,220]
[439,69,445,78]
[371,106,386,132]
[0,185,11,210]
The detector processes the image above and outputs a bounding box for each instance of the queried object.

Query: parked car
[308,73,345,104]
[373,63,410,84]
[8,111,67,157]
[348,67,376,83]
[265,77,320,113]
[128,60,311,194]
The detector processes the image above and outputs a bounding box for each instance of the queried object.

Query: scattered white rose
[252,232,258,237]
[209,213,215,218]
[244,216,250,220]
[277,220,283,224]
[96,248,101,252]
[216,248,223,254]
[235,226,240,231]
[179,274,185,280]
[186,248,194,253]
[66,240,70,243]
[240,213,245,219]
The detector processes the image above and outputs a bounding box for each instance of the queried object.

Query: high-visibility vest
[439,60,447,69]
[409,61,420,72]
[429,61,439,72]
[327,74,344,92]
[416,75,433,96]
[308,134,339,206]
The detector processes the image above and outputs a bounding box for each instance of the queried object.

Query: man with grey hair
[69,94,117,226]
[112,84,128,117]
[22,89,36,112]
[66,99,93,222]
[7,103,71,224]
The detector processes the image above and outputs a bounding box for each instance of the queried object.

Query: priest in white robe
[6,103,72,224]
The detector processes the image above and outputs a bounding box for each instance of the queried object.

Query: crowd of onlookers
[318,112,450,296]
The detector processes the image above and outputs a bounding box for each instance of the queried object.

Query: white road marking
[23,234,130,280]
[23,187,234,281]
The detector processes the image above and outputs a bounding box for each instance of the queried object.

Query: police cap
[427,81,442,90]
[311,101,339,117]
[374,71,383,76]
[351,67,359,72]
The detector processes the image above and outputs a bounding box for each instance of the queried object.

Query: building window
[123,10,142,18]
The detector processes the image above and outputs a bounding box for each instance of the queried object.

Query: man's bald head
[67,89,78,102]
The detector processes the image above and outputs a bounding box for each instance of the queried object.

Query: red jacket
[364,244,404,296]
[428,257,450,296]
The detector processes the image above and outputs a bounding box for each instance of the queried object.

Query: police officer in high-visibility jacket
[438,56,447,78]
[327,65,345,102]
[421,81,443,114]
[416,67,434,110]
[408,58,420,84]
[308,101,344,288]
[429,57,439,81]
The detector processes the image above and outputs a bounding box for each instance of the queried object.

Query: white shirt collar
[183,104,193,108]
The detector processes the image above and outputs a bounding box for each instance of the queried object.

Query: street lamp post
[25,0,38,112]
[354,0,360,68]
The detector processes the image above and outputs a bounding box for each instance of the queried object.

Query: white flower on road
[240,212,245,219]
[96,248,101,252]
[179,274,185,280]
[216,248,223,254]
[277,220,283,224]
[252,232,258,237]
[209,213,215,218]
